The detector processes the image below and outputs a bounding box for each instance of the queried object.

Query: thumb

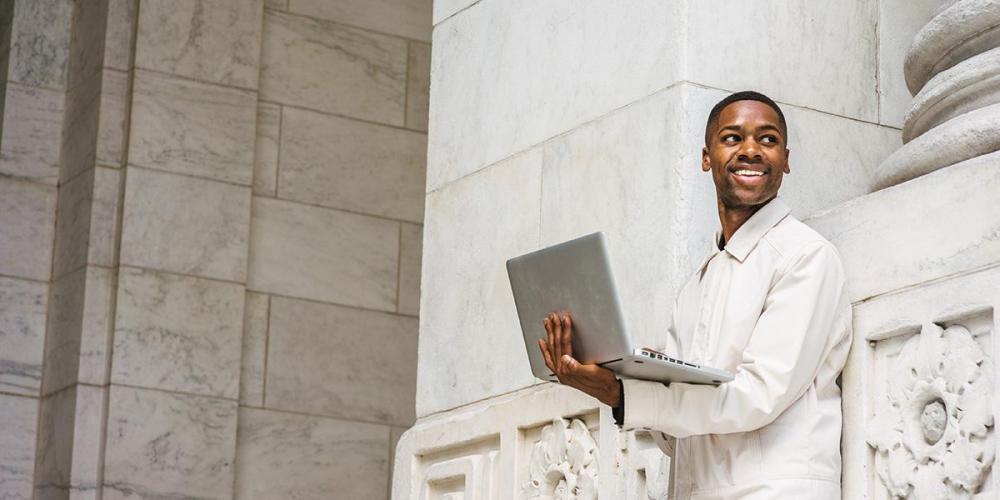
[561,354,579,372]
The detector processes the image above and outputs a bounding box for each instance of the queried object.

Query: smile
[732,169,764,176]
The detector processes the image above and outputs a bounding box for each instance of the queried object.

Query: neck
[717,196,774,246]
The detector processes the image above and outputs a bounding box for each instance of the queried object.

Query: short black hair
[704,91,787,147]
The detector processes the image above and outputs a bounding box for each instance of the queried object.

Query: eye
[760,135,779,144]
[721,134,741,143]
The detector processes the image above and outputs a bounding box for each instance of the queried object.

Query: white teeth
[734,169,764,176]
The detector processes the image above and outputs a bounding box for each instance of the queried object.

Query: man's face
[702,100,790,209]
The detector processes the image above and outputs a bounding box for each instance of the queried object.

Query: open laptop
[506,232,733,386]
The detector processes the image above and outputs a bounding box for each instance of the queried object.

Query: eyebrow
[718,124,783,136]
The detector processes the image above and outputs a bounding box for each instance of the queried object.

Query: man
[538,91,852,499]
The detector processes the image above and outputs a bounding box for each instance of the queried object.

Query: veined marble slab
[104,0,137,72]
[239,292,268,407]
[52,170,95,280]
[112,267,244,399]
[0,83,64,184]
[248,196,399,311]
[87,167,122,268]
[252,103,280,196]
[0,393,37,500]
[8,0,72,88]
[418,148,541,416]
[405,42,430,132]
[135,0,263,89]
[234,407,391,500]
[120,167,251,283]
[0,177,56,281]
[96,69,129,167]
[103,386,237,500]
[278,106,427,222]
[259,9,407,125]
[398,223,422,316]
[289,0,432,42]
[129,70,257,185]
[0,276,47,396]
[35,384,107,500]
[265,296,417,426]
[60,59,102,183]
[427,0,683,191]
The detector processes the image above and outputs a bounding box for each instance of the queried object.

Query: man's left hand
[538,311,622,407]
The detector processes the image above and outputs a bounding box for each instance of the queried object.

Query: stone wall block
[59,68,102,182]
[278,106,427,222]
[129,70,257,185]
[42,266,86,395]
[427,0,682,192]
[112,267,244,399]
[35,385,108,500]
[686,1,879,122]
[119,167,251,283]
[0,276,48,396]
[432,0,478,25]
[239,291,268,407]
[95,69,129,167]
[234,407,391,500]
[248,197,399,311]
[87,166,123,268]
[397,223,422,316]
[289,0,431,42]
[103,386,237,500]
[0,393,38,499]
[259,9,407,125]
[8,0,72,88]
[252,102,279,196]
[405,41,430,131]
[52,170,95,280]
[0,83,65,184]
[104,0,138,72]
[265,296,417,425]
[418,148,541,416]
[0,177,57,281]
[135,0,263,89]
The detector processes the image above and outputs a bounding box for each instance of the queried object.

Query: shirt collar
[716,197,791,263]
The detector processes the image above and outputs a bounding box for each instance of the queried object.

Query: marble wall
[0,0,430,498]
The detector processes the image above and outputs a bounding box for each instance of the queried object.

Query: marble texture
[398,223,422,316]
[878,0,945,127]
[0,276,48,396]
[290,0,432,42]
[248,197,400,311]
[52,170,95,280]
[808,150,1000,303]
[112,266,244,399]
[432,0,479,25]
[8,0,72,88]
[129,70,257,185]
[59,67,102,182]
[0,83,65,184]
[426,0,682,191]
[104,0,137,71]
[65,0,108,96]
[259,9,408,125]
[418,149,541,416]
[904,0,1000,95]
[103,386,238,500]
[0,177,57,281]
[35,384,107,500]
[686,1,878,122]
[234,408,391,500]
[278,106,427,222]
[239,292,268,407]
[96,69,129,167]
[43,266,115,394]
[265,296,417,425]
[0,393,38,499]
[87,167,122,268]
[120,167,251,283]
[405,42,430,131]
[252,103,280,196]
[135,0,263,89]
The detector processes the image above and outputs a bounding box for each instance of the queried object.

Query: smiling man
[539,91,853,499]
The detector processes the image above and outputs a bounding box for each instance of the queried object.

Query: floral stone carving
[868,323,995,499]
[523,418,599,499]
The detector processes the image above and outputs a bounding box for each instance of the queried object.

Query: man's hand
[538,311,622,408]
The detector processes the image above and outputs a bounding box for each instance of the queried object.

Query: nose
[737,137,762,160]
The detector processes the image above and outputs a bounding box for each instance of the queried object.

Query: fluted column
[872,0,1000,190]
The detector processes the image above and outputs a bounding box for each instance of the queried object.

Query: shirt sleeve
[621,243,850,438]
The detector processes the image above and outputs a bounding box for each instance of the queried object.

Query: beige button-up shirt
[622,198,852,500]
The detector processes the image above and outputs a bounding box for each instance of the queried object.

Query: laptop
[506,232,734,386]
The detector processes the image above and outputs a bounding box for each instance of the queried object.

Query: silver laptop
[506,232,733,386]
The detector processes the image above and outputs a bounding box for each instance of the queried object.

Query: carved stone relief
[867,323,994,499]
[522,418,599,500]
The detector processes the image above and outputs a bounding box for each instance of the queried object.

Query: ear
[701,147,711,172]
[783,148,791,174]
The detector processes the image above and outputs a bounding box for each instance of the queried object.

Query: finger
[552,313,564,367]
[561,314,573,359]
[538,339,556,373]
[543,317,555,366]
